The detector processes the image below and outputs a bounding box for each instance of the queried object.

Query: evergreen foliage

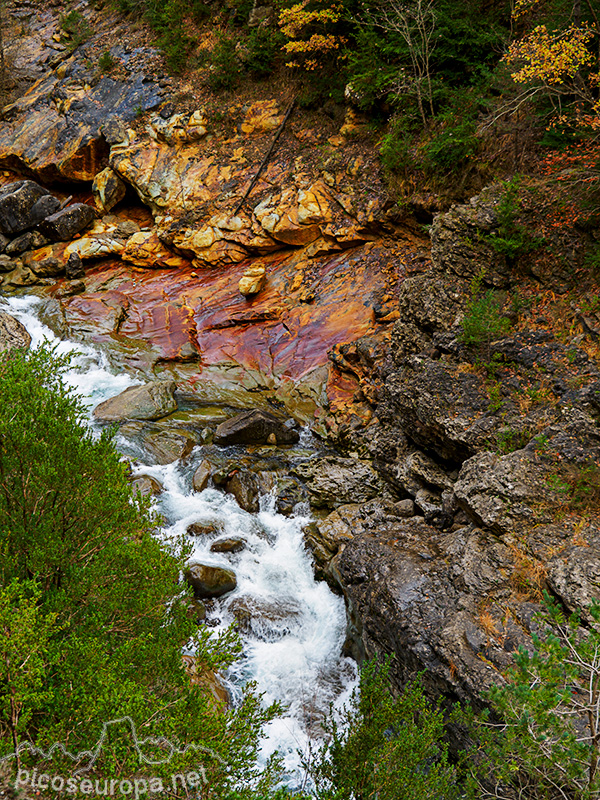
[307,659,457,800]
[463,592,600,799]
[0,346,280,796]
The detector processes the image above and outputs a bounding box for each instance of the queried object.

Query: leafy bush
[98,49,116,72]
[485,178,540,264]
[380,114,419,175]
[308,659,457,800]
[460,272,511,348]
[0,346,280,794]
[421,111,478,174]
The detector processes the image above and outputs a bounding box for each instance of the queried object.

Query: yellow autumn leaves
[278,0,345,69]
[505,23,595,85]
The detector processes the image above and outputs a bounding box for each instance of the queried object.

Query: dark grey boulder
[65,252,85,279]
[101,117,128,145]
[29,194,62,227]
[29,257,64,278]
[214,409,300,445]
[0,180,49,236]
[225,470,260,513]
[38,203,96,242]
[210,537,246,554]
[184,562,237,599]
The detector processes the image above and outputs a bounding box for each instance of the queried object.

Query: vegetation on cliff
[89,0,599,204]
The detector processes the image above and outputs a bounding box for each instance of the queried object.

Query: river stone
[187,521,221,536]
[215,409,300,445]
[210,537,246,553]
[29,256,63,277]
[93,380,178,421]
[192,459,212,492]
[0,254,16,272]
[0,180,48,235]
[130,474,164,496]
[0,312,32,352]
[38,203,96,242]
[185,562,237,599]
[0,234,8,253]
[293,456,384,510]
[140,429,196,465]
[65,252,85,279]
[225,470,260,513]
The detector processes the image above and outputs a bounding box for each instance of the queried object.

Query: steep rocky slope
[1,0,599,719]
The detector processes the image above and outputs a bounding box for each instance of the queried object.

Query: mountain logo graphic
[0,717,224,775]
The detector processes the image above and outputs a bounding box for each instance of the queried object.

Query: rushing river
[3,293,358,787]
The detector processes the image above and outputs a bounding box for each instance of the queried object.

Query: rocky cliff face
[2,0,599,718]
[306,185,600,710]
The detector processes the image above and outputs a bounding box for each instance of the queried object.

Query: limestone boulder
[0,312,32,352]
[239,265,266,296]
[214,409,300,445]
[293,456,384,510]
[184,562,237,599]
[386,356,497,462]
[64,234,125,260]
[240,100,282,135]
[93,380,178,422]
[430,184,510,287]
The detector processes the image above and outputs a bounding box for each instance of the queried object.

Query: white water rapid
[3,294,358,789]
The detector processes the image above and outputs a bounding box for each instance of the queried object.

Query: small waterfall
[3,294,359,787]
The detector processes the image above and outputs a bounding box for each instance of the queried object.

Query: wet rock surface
[185,562,237,599]
[93,380,177,421]
[215,409,300,446]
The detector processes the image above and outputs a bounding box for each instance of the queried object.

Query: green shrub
[307,659,457,800]
[380,114,419,175]
[484,177,540,264]
[0,346,280,794]
[421,112,478,174]
[60,9,92,50]
[245,26,284,79]
[460,272,511,349]
[207,34,240,91]
[98,49,115,72]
